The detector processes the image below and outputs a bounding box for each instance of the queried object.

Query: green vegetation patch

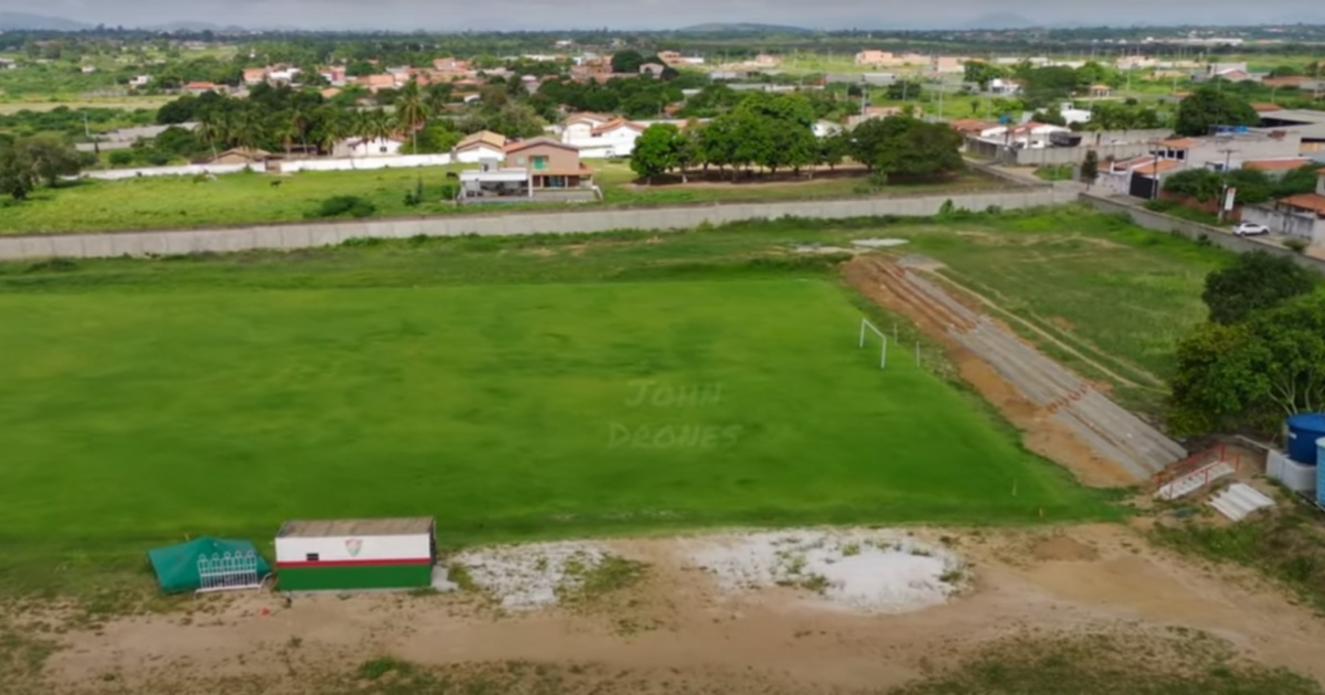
[1152,494,1325,615]
[892,628,1321,695]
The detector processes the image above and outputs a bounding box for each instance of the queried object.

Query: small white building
[333,136,405,158]
[452,130,508,164]
[988,78,1021,96]
[275,518,435,592]
[1057,102,1093,126]
[560,114,645,158]
[813,120,844,138]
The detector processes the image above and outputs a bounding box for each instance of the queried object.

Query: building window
[305,553,319,562]
[532,156,548,171]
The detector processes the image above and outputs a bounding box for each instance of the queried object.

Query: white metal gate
[197,550,264,594]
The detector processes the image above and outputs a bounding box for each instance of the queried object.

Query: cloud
[2,0,1317,30]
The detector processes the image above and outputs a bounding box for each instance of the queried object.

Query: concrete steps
[1209,483,1275,522]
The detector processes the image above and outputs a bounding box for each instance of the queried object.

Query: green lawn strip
[0,162,1009,235]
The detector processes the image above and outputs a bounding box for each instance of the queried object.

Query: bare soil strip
[17,524,1325,694]
[844,256,1185,486]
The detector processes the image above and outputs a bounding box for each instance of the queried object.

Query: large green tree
[964,61,1005,90]
[849,116,964,180]
[0,135,82,199]
[630,123,683,183]
[1202,251,1317,325]
[1174,87,1259,136]
[1170,293,1325,436]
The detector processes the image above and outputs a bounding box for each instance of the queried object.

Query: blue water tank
[1287,413,1325,464]
[1318,438,1325,507]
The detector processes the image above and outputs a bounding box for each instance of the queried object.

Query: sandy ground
[14,523,1325,694]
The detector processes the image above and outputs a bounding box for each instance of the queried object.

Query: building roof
[565,112,613,126]
[211,147,273,162]
[949,119,996,134]
[1244,158,1313,172]
[1280,193,1325,216]
[456,130,508,150]
[1259,109,1325,126]
[278,517,435,538]
[1158,137,1197,149]
[505,136,580,154]
[1262,76,1310,88]
[1282,192,1325,212]
[591,118,645,135]
[1134,160,1182,176]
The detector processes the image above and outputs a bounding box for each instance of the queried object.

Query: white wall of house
[563,125,643,158]
[333,137,405,158]
[281,154,452,173]
[454,144,505,163]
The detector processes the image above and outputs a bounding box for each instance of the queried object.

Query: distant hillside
[958,13,1038,29]
[0,12,89,31]
[677,22,814,35]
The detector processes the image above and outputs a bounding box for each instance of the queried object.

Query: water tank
[1287,413,1325,464]
[1318,438,1325,507]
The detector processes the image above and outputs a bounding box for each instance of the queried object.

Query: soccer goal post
[858,318,888,369]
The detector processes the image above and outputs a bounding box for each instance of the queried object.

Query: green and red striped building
[275,518,435,591]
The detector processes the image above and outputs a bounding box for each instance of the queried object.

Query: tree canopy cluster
[1163,164,1323,206]
[0,134,84,200]
[629,93,964,184]
[1174,87,1259,137]
[1169,252,1323,437]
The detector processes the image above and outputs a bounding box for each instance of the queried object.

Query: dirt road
[14,524,1323,694]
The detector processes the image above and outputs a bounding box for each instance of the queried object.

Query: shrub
[1284,239,1308,253]
[312,195,376,219]
[108,150,134,166]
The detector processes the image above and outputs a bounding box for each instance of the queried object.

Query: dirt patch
[23,524,1325,694]
[843,256,1147,488]
[1029,535,1101,562]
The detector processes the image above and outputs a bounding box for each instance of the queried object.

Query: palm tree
[289,105,311,155]
[197,111,226,160]
[274,112,299,156]
[395,80,430,154]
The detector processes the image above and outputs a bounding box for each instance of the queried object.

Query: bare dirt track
[843,255,1185,488]
[14,524,1325,694]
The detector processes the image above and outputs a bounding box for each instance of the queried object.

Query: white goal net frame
[858,318,888,369]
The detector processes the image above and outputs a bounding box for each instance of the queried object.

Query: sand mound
[688,529,965,614]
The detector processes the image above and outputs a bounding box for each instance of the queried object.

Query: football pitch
[0,272,1115,595]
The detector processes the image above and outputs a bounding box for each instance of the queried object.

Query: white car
[1233,222,1270,237]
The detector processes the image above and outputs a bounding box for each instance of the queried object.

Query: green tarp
[147,537,271,594]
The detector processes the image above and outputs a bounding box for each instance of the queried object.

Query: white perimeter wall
[275,533,431,563]
[81,154,455,180]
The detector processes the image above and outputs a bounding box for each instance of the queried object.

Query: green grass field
[0,161,1006,235]
[0,212,1146,602]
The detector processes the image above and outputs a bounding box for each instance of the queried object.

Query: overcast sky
[5,0,1322,31]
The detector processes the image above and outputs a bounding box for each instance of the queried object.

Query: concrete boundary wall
[0,188,1074,261]
[1079,192,1325,276]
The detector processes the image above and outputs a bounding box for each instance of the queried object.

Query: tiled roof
[1244,158,1312,172]
[1281,193,1325,216]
